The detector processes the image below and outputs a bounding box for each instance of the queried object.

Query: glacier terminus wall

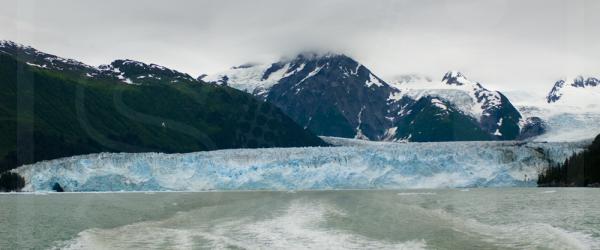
[14,138,590,192]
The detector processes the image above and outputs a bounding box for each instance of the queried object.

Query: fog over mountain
[1,0,599,94]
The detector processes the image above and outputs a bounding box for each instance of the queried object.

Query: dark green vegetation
[0,53,326,173]
[0,172,25,192]
[538,134,600,187]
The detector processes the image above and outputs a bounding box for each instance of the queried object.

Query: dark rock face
[441,71,468,86]
[265,54,395,139]
[479,92,522,140]
[546,80,565,103]
[572,76,600,88]
[518,117,547,140]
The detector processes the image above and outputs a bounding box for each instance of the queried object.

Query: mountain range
[206,53,545,141]
[0,40,326,172]
[1,39,598,171]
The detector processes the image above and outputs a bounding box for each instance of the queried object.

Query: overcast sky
[1,0,598,93]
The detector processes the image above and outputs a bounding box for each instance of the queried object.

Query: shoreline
[1,186,595,195]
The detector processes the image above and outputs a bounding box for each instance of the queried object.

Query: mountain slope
[265,53,394,139]
[208,54,534,141]
[208,53,400,139]
[0,49,326,172]
[392,71,543,140]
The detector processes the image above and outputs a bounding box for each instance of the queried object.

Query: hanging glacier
[13,137,590,192]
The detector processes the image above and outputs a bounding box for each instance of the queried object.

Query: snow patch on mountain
[365,73,384,87]
[204,63,289,96]
[299,64,324,84]
[430,98,448,111]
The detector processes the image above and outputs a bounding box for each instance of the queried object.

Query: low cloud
[1,0,598,93]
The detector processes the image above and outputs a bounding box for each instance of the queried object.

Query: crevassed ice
[14,138,589,192]
[517,104,600,142]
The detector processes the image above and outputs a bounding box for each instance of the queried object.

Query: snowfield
[517,104,600,142]
[14,138,590,192]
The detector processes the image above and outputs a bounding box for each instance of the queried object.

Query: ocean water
[1,189,599,249]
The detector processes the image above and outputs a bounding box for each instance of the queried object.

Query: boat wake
[55,200,426,250]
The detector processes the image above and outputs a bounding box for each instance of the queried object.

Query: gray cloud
[1,0,598,93]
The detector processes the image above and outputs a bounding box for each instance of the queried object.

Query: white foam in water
[424,208,599,250]
[56,200,427,250]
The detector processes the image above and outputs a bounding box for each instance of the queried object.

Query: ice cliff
[14,138,589,192]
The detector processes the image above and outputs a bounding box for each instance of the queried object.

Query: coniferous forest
[538,134,600,187]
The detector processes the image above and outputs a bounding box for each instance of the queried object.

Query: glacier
[517,104,600,142]
[14,137,590,192]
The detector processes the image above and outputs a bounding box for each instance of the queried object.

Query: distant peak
[442,71,471,86]
[571,75,599,88]
[553,79,566,88]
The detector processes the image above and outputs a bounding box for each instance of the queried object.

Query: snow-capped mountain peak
[388,71,528,139]
[572,76,599,88]
[546,76,600,106]
[205,52,387,97]
[209,53,532,141]
[442,70,476,86]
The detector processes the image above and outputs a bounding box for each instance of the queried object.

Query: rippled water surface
[1,189,599,249]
